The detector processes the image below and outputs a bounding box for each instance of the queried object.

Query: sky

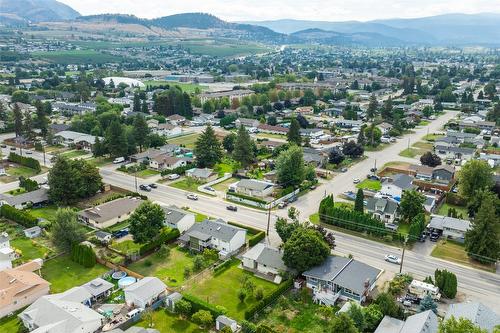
[58,0,500,22]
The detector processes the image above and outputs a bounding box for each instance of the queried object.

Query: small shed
[165,292,183,312]
[23,226,42,239]
[95,231,112,243]
[216,315,238,332]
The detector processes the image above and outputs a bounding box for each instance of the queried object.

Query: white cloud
[58,0,500,21]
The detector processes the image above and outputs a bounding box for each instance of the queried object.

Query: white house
[428,215,471,242]
[161,205,195,233]
[233,179,275,198]
[124,277,167,309]
[0,232,15,271]
[156,124,182,138]
[365,198,399,224]
[178,219,246,256]
[380,174,416,199]
[149,155,186,171]
[54,130,103,152]
[241,243,288,283]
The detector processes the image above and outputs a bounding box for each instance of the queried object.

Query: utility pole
[407,138,410,151]
[42,146,46,166]
[134,168,138,192]
[266,204,271,236]
[399,236,408,274]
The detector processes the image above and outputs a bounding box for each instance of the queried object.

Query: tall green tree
[354,188,364,213]
[23,110,33,139]
[329,313,359,333]
[287,118,302,145]
[276,145,305,187]
[105,120,127,157]
[367,94,378,119]
[282,227,330,272]
[233,125,255,168]
[364,124,382,147]
[457,160,494,201]
[399,190,425,223]
[50,208,86,252]
[129,201,165,244]
[133,93,141,112]
[194,125,223,168]
[132,114,149,152]
[12,103,23,137]
[34,100,49,137]
[465,191,500,264]
[346,303,366,332]
[438,317,487,333]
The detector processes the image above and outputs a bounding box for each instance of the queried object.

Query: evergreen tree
[346,303,366,332]
[105,120,127,158]
[50,208,86,252]
[465,191,499,265]
[194,125,223,168]
[23,110,33,139]
[13,103,23,137]
[282,227,330,272]
[133,93,141,112]
[183,92,193,119]
[354,188,364,213]
[233,125,255,168]
[367,94,378,119]
[141,100,149,114]
[357,127,366,146]
[287,118,302,145]
[276,145,305,188]
[419,294,437,314]
[35,100,49,137]
[381,97,393,120]
[132,115,149,152]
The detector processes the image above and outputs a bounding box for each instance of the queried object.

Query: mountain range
[1,0,500,46]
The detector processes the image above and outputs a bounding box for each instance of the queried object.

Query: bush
[183,293,224,318]
[8,152,41,173]
[249,231,266,247]
[227,191,267,205]
[70,243,96,268]
[244,279,293,320]
[161,164,192,176]
[213,260,232,275]
[435,269,457,299]
[0,205,38,227]
[228,221,264,235]
[139,227,180,255]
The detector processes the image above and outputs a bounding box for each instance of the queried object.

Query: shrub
[227,221,263,235]
[183,293,224,318]
[139,227,180,255]
[0,205,38,227]
[70,243,96,268]
[8,152,41,172]
[244,279,293,320]
[213,260,232,275]
[249,231,266,247]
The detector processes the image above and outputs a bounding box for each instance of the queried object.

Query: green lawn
[212,177,238,191]
[186,260,279,320]
[136,169,160,178]
[5,188,27,196]
[25,205,61,222]
[431,240,495,272]
[422,133,445,142]
[87,157,114,167]
[309,213,319,224]
[167,134,200,149]
[412,141,433,150]
[128,246,198,287]
[363,143,389,152]
[41,255,108,293]
[188,210,209,223]
[104,220,131,233]
[59,150,90,159]
[356,179,382,191]
[437,203,468,218]
[142,80,208,93]
[110,240,142,255]
[170,179,203,192]
[31,50,123,64]
[418,120,430,126]
[11,238,53,263]
[399,148,419,158]
[397,223,411,236]
[0,165,41,183]
[0,314,22,333]
[136,308,205,333]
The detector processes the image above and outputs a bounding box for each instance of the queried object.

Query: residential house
[147,119,159,131]
[235,118,260,129]
[129,148,165,164]
[381,174,416,199]
[0,232,15,270]
[199,90,253,104]
[95,231,112,243]
[295,106,314,114]
[49,123,71,134]
[434,145,475,164]
[428,215,471,242]
[303,256,382,305]
[82,278,114,304]
[303,147,327,167]
[257,124,289,135]
[374,310,438,333]
[378,122,393,135]
[258,140,285,151]
[241,243,288,283]
[179,219,246,255]
[191,114,215,126]
[109,327,159,333]
[409,165,434,181]
[216,315,238,332]
[124,277,167,309]
[78,197,143,229]
[167,114,186,126]
[233,179,275,198]
[365,198,399,224]
[54,131,103,152]
[23,226,42,239]
[445,302,499,332]
[0,187,49,209]
[149,155,186,171]
[19,287,105,333]
[479,152,500,167]
[0,260,50,319]
[185,168,218,183]
[432,165,455,182]
[155,124,182,138]
[299,128,324,139]
[161,205,195,233]
[424,196,437,213]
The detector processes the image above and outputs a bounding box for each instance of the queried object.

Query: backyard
[25,205,61,222]
[128,245,200,287]
[110,239,142,255]
[41,255,108,293]
[185,260,279,320]
[356,179,382,191]
[168,133,200,149]
[135,308,205,333]
[0,165,45,183]
[437,203,469,218]
[11,237,54,264]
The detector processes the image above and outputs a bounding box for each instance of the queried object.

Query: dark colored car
[226,205,238,211]
[139,184,151,192]
[370,167,377,172]
[112,228,129,239]
[149,183,157,189]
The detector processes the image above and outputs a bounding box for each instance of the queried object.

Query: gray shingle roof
[217,315,237,326]
[366,198,398,215]
[124,277,166,302]
[243,243,287,271]
[428,215,471,233]
[180,219,246,243]
[83,278,114,297]
[303,256,381,295]
[0,188,49,207]
[162,205,189,225]
[78,197,143,224]
[445,302,499,332]
[374,316,405,333]
[392,174,415,190]
[237,179,274,191]
[400,310,438,333]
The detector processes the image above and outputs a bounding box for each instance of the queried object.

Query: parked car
[113,157,125,164]
[112,228,129,239]
[287,196,297,203]
[149,183,157,189]
[340,167,348,172]
[204,186,215,192]
[385,224,398,231]
[226,205,238,211]
[25,150,32,154]
[384,254,401,264]
[278,202,287,209]
[167,174,180,180]
[10,147,16,151]
[353,178,360,184]
[430,233,440,242]
[367,174,380,181]
[0,144,6,148]
[370,167,377,172]
[139,184,151,192]
[187,193,198,200]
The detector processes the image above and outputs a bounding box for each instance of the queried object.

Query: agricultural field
[30,50,123,64]
[167,133,200,149]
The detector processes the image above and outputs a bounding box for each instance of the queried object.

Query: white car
[353,178,360,184]
[187,193,198,200]
[167,174,180,180]
[384,254,401,264]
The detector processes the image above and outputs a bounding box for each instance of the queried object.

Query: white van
[113,157,125,164]
[126,308,143,319]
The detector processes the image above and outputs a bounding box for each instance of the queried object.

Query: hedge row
[226,191,267,205]
[183,293,224,318]
[139,227,179,255]
[249,231,266,247]
[213,260,232,275]
[160,164,192,176]
[70,243,96,268]
[227,221,264,235]
[8,153,41,173]
[244,279,293,320]
[0,204,38,227]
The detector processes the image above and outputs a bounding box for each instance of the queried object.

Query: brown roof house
[78,197,143,229]
[0,259,50,318]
